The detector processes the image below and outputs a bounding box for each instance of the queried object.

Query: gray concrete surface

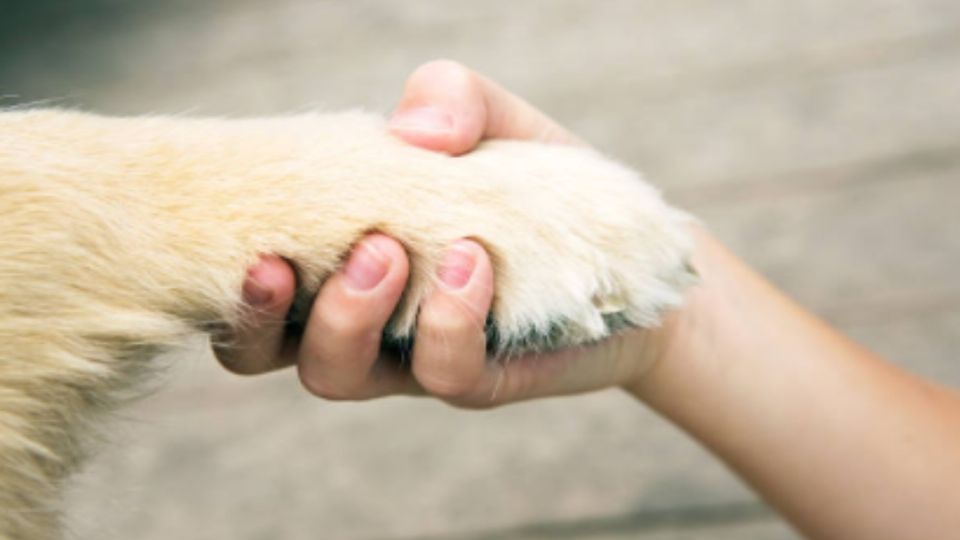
[3,1,959,538]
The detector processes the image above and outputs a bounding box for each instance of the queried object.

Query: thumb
[388,60,487,155]
[389,59,584,156]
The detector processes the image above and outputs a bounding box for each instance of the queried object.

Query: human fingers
[388,59,585,155]
[297,234,420,400]
[409,240,637,407]
[213,255,297,375]
[410,240,501,407]
[410,241,658,405]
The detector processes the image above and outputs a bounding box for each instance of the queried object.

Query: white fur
[0,109,695,538]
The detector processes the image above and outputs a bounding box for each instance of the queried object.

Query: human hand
[214,60,676,406]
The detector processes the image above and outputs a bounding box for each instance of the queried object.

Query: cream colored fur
[0,109,695,539]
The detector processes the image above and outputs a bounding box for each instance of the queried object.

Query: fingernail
[389,106,455,134]
[243,269,274,306]
[344,238,390,291]
[438,242,476,290]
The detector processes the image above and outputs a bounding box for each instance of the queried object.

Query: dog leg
[0,109,695,538]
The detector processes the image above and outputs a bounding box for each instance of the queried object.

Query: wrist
[620,225,723,402]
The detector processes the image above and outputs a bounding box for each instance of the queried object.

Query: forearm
[627,227,960,540]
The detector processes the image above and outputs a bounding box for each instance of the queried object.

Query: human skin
[215,60,960,539]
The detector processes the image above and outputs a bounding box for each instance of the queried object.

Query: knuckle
[413,350,487,401]
[212,344,266,376]
[298,367,350,401]
[417,371,477,401]
[297,353,377,401]
[316,304,371,341]
[313,283,394,341]
[418,304,484,343]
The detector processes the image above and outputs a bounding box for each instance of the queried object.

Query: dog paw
[206,113,697,356]
[300,119,700,355]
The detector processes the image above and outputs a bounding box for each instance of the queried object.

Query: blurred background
[3,1,960,538]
